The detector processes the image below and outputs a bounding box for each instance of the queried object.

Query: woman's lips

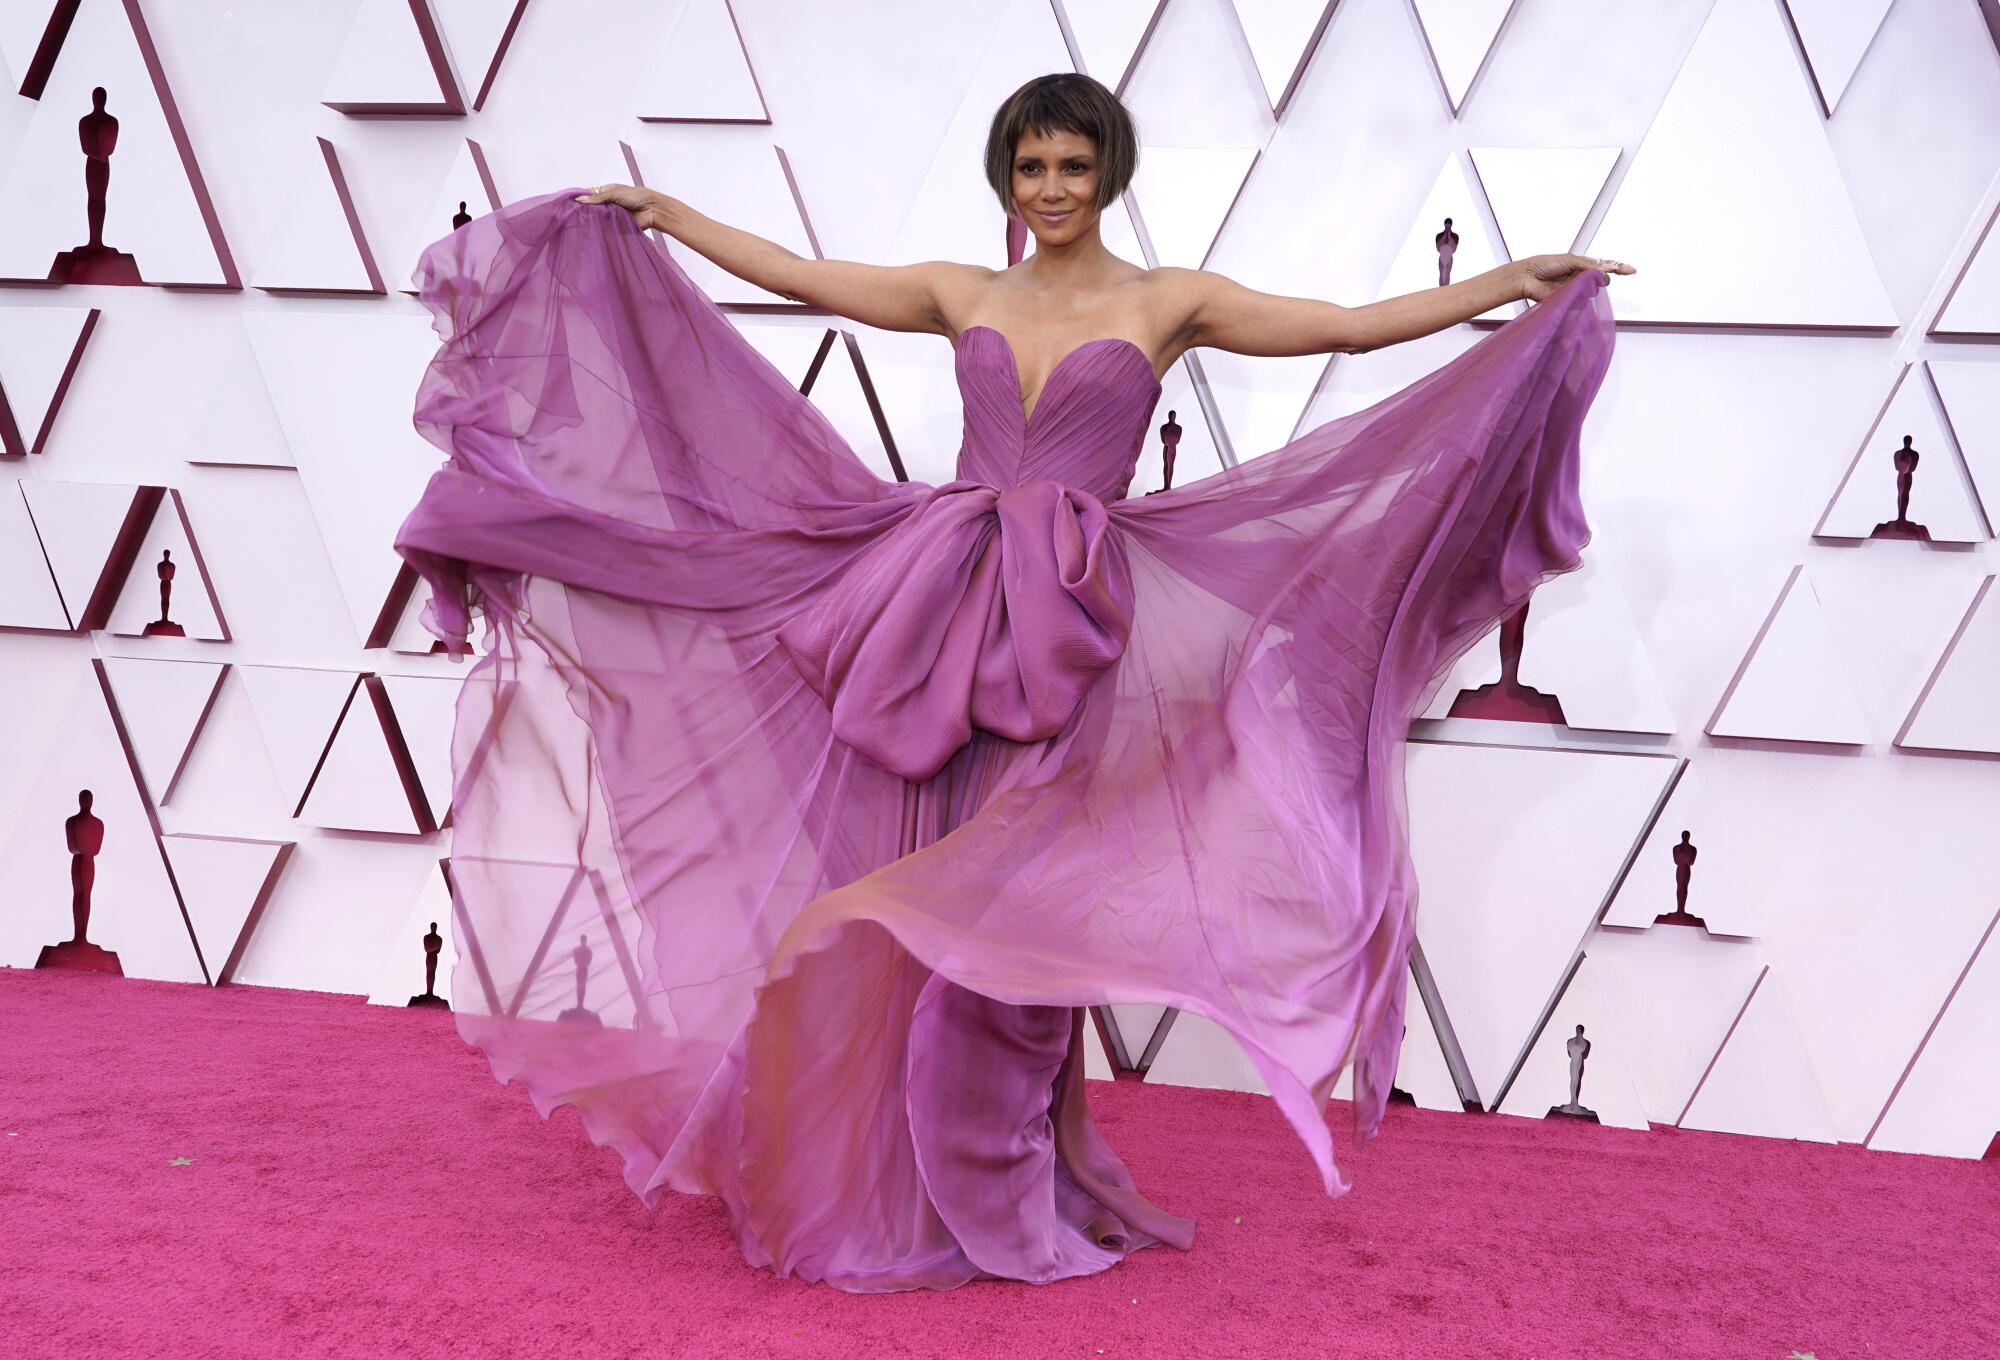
[1036,208,1073,224]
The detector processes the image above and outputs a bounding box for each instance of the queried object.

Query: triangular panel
[0,0,237,287]
[1706,565,1872,745]
[1586,0,1896,326]
[98,655,226,804]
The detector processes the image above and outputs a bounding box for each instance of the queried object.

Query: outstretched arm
[1168,254,1631,358]
[576,183,964,337]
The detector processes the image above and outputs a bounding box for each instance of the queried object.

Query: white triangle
[1781,0,1895,116]
[1707,565,1873,745]
[1497,958,1651,1131]
[1585,926,1770,1127]
[832,322,976,488]
[243,310,450,644]
[1679,967,1839,1142]
[1111,1003,1167,1071]
[1202,0,1444,463]
[0,484,70,629]
[1232,0,1333,113]
[1926,359,2000,531]
[378,673,464,828]
[298,682,425,834]
[637,0,767,122]
[98,656,227,805]
[182,319,296,468]
[104,492,228,640]
[18,479,143,629]
[1408,0,1513,114]
[1420,553,1677,734]
[1868,903,2000,1159]
[1066,0,1161,92]
[799,332,899,484]
[880,0,1077,273]
[1586,0,1897,326]
[162,832,292,986]
[1814,366,1988,543]
[0,669,201,981]
[368,859,458,1006]
[403,139,498,293]
[0,304,93,454]
[322,0,460,113]
[656,134,814,306]
[1469,146,1620,262]
[1372,154,1515,323]
[1406,742,1677,1100]
[732,318,834,391]
[430,0,529,110]
[251,138,380,294]
[0,8,53,82]
[1600,765,1761,938]
[235,664,357,814]
[1898,575,2000,756]
[1129,146,1258,271]
[0,0,233,286]
[1933,202,2000,336]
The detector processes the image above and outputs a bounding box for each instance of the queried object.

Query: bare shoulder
[924,260,1001,339]
[1140,265,1217,353]
[1143,264,1214,308]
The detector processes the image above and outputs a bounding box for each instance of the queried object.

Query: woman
[394,72,1625,1294]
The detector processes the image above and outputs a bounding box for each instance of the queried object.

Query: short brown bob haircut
[983,73,1138,218]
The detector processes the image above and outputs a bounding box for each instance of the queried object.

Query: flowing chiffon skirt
[392,189,1616,1291]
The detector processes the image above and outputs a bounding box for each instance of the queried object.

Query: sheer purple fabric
[393,188,1616,1292]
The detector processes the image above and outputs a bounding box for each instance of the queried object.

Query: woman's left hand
[1517,253,1636,302]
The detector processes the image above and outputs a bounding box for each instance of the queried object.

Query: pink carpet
[4,966,1993,1358]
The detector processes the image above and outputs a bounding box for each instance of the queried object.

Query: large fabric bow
[776,479,1135,783]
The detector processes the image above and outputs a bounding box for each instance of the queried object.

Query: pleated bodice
[950,324,1163,504]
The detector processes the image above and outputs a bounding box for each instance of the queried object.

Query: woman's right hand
[575,183,671,232]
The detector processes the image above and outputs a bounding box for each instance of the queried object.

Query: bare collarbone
[945,262,1188,399]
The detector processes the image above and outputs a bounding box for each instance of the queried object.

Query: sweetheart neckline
[956,324,1161,426]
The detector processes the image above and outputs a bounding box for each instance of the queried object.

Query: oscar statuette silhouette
[1446,596,1568,724]
[49,88,143,285]
[1653,830,1709,930]
[1869,435,1931,541]
[141,549,186,636]
[558,933,603,1027]
[1435,215,1459,288]
[37,790,123,972]
[408,921,449,1009]
[1546,1024,1600,1123]
[1144,409,1183,495]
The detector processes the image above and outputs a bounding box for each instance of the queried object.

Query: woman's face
[1010,127,1102,244]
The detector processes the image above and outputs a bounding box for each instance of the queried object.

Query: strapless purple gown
[393,188,1616,1292]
